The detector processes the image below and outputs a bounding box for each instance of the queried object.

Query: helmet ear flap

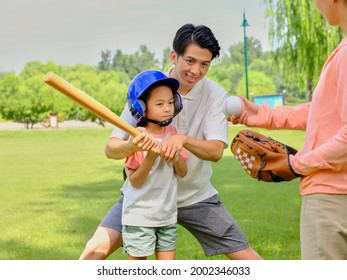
[130,99,146,121]
[138,100,146,116]
[173,93,183,115]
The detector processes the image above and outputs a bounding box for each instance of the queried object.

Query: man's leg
[79,227,122,260]
[79,196,124,260]
[225,247,262,260]
[177,194,262,260]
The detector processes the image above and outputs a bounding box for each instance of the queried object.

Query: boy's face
[170,44,213,95]
[146,85,175,122]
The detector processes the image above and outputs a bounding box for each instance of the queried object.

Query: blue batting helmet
[127,70,182,125]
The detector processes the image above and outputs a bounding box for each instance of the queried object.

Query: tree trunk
[305,80,313,102]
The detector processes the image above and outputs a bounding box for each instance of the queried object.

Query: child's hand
[159,134,185,163]
[146,142,161,160]
[131,128,158,151]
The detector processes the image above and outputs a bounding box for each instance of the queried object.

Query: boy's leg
[177,194,262,260]
[155,250,176,260]
[155,224,177,260]
[79,196,124,260]
[123,226,156,259]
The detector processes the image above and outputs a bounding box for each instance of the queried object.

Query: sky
[0,0,269,73]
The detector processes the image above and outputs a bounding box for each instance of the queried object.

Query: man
[80,24,261,260]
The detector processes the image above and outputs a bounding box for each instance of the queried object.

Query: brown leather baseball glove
[231,129,301,182]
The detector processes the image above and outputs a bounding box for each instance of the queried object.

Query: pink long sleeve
[291,42,347,177]
[257,103,310,130]
[257,37,347,195]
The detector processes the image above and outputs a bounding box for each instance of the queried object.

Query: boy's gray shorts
[99,194,250,257]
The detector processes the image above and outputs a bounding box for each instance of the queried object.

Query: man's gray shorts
[99,194,249,256]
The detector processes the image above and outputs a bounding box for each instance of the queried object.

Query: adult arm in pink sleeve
[256,103,310,130]
[234,97,309,130]
[291,45,347,175]
[290,126,347,175]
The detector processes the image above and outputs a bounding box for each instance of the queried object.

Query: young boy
[121,70,188,260]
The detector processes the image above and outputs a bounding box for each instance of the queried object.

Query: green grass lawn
[0,125,305,260]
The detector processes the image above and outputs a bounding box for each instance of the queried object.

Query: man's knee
[80,227,122,260]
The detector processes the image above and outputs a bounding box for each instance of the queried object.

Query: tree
[0,73,53,128]
[206,62,249,95]
[161,47,172,72]
[99,45,160,78]
[55,65,129,125]
[0,71,10,80]
[112,49,126,72]
[98,50,112,71]
[0,61,130,127]
[205,65,233,94]
[220,37,263,68]
[126,44,159,78]
[261,0,344,100]
[235,71,276,98]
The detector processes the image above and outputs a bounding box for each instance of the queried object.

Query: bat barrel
[44,72,140,137]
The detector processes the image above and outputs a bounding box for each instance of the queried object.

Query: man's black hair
[172,23,221,60]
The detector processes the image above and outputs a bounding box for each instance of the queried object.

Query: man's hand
[159,134,186,162]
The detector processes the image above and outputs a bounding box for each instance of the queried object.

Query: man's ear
[170,50,177,65]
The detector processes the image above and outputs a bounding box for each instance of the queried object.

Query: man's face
[170,44,213,95]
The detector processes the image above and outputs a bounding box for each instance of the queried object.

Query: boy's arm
[105,103,158,160]
[128,151,159,188]
[173,155,187,178]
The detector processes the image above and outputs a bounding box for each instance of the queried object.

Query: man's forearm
[104,137,139,160]
[184,136,224,162]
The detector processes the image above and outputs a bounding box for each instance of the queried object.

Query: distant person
[232,0,347,259]
[80,23,261,260]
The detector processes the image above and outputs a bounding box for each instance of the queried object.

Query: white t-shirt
[110,77,228,207]
[122,126,188,227]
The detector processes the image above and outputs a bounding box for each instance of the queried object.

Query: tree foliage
[0,72,53,128]
[261,0,344,100]
[99,44,160,78]
[1,36,314,128]
[236,70,276,98]
[207,37,276,96]
[0,62,130,128]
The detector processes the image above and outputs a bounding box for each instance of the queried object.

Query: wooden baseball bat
[44,72,140,137]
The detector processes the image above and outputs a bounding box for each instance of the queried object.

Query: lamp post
[241,11,250,100]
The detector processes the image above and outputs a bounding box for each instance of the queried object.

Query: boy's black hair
[172,23,221,60]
